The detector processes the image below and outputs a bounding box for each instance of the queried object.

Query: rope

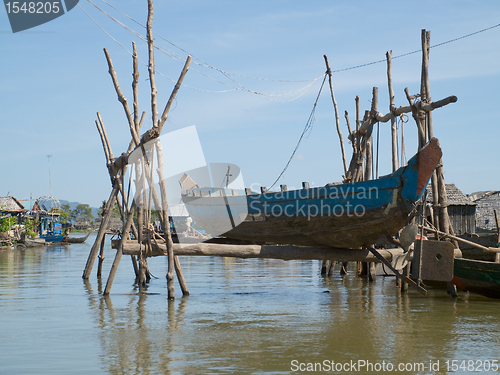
[268,74,328,189]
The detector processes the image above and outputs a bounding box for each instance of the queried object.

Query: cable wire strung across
[82,0,500,102]
[268,74,328,190]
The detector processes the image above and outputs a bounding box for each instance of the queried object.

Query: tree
[72,204,94,223]
[58,204,72,224]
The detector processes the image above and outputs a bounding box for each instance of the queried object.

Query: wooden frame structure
[83,8,458,298]
[82,0,191,299]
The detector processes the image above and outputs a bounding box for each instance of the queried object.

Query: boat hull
[62,232,90,243]
[453,258,500,299]
[40,234,65,243]
[182,138,442,248]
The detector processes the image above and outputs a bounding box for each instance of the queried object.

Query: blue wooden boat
[39,218,65,243]
[40,234,65,243]
[181,138,442,248]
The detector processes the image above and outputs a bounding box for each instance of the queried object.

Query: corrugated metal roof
[0,196,26,212]
[426,184,475,205]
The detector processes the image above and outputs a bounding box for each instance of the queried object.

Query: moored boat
[181,138,442,248]
[452,258,500,299]
[62,232,91,244]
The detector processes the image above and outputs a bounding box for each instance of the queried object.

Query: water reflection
[2,244,500,374]
[83,279,188,374]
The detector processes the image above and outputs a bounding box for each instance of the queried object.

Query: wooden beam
[421,225,500,253]
[115,240,406,261]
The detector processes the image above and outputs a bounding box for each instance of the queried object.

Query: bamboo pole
[83,182,119,279]
[104,202,136,295]
[95,120,111,164]
[364,87,378,181]
[132,41,140,130]
[386,50,398,172]
[103,48,140,146]
[420,30,442,228]
[158,56,192,132]
[147,0,158,128]
[324,55,348,175]
[97,234,106,278]
[155,141,175,298]
[174,256,189,296]
[344,111,353,142]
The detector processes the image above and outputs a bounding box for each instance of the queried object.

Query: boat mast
[47,155,52,198]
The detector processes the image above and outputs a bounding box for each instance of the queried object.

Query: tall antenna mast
[47,155,52,197]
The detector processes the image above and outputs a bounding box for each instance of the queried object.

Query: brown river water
[1,233,500,374]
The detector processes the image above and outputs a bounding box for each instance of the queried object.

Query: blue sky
[1,1,499,208]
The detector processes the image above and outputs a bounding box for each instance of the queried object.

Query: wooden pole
[147,0,158,128]
[174,256,189,296]
[83,182,119,279]
[155,141,175,298]
[324,55,348,175]
[95,120,110,164]
[364,87,378,181]
[158,56,192,132]
[104,203,136,295]
[103,48,140,146]
[132,41,140,131]
[494,209,500,263]
[421,225,500,253]
[386,50,398,172]
[97,234,106,278]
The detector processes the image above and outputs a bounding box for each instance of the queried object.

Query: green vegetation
[0,216,17,233]
[58,204,72,224]
[23,218,39,238]
[71,204,94,223]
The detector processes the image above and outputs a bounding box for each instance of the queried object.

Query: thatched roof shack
[426,184,476,234]
[468,190,500,232]
[0,196,26,217]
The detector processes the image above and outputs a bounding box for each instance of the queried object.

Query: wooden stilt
[321,260,330,275]
[174,256,189,296]
[83,183,119,279]
[97,234,106,278]
[104,203,136,295]
[340,262,349,275]
[368,262,376,282]
[131,255,139,279]
[327,261,336,277]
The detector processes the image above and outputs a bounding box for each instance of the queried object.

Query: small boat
[62,232,91,243]
[452,258,500,299]
[181,138,442,248]
[40,234,65,243]
[22,237,47,247]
